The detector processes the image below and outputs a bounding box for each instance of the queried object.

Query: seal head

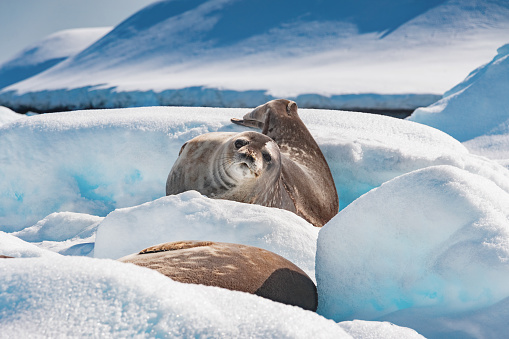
[167,131,287,207]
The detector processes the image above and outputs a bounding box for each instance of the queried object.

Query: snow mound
[0,106,23,126]
[0,231,60,258]
[305,109,509,209]
[10,212,102,257]
[94,191,318,279]
[409,43,509,142]
[13,212,102,242]
[2,106,509,233]
[0,106,237,231]
[0,27,111,90]
[338,320,423,339]
[0,256,351,338]
[316,165,509,337]
[464,133,509,170]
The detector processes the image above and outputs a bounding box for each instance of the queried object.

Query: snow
[0,106,236,231]
[0,256,354,338]
[11,212,102,257]
[1,0,509,111]
[338,320,424,339]
[94,191,318,279]
[0,240,423,338]
[316,165,509,338]
[464,134,509,170]
[409,44,509,143]
[304,109,509,211]
[0,231,59,258]
[0,27,111,91]
[0,105,24,125]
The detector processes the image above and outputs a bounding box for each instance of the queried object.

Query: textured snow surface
[0,231,59,258]
[338,320,424,339]
[0,105,24,125]
[0,256,353,338]
[317,165,509,338]
[0,239,424,337]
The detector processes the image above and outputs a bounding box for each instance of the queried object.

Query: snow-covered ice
[2,103,509,336]
[14,212,101,243]
[2,103,508,336]
[0,106,243,230]
[338,320,424,339]
[316,165,509,338]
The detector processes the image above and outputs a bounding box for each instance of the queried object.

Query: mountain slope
[0,27,111,91]
[1,0,508,112]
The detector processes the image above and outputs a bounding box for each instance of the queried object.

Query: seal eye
[235,139,248,149]
[262,152,272,162]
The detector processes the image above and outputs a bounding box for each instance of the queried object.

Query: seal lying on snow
[119,240,318,311]
[166,99,338,227]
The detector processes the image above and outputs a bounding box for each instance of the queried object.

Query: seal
[166,99,338,227]
[118,240,318,311]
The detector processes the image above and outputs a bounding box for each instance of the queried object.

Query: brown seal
[166,99,338,227]
[0,255,14,258]
[118,240,318,311]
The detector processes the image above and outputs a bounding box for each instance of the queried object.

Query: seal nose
[241,149,256,163]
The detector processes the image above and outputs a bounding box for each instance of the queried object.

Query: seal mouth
[230,161,259,178]
[241,162,260,176]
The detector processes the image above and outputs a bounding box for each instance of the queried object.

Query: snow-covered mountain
[1,0,508,113]
[0,27,111,91]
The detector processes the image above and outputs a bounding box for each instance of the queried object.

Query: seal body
[119,240,318,311]
[166,99,338,226]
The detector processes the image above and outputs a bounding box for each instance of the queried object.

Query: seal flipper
[231,100,275,131]
[231,118,264,129]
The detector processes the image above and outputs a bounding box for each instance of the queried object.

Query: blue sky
[0,0,155,64]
